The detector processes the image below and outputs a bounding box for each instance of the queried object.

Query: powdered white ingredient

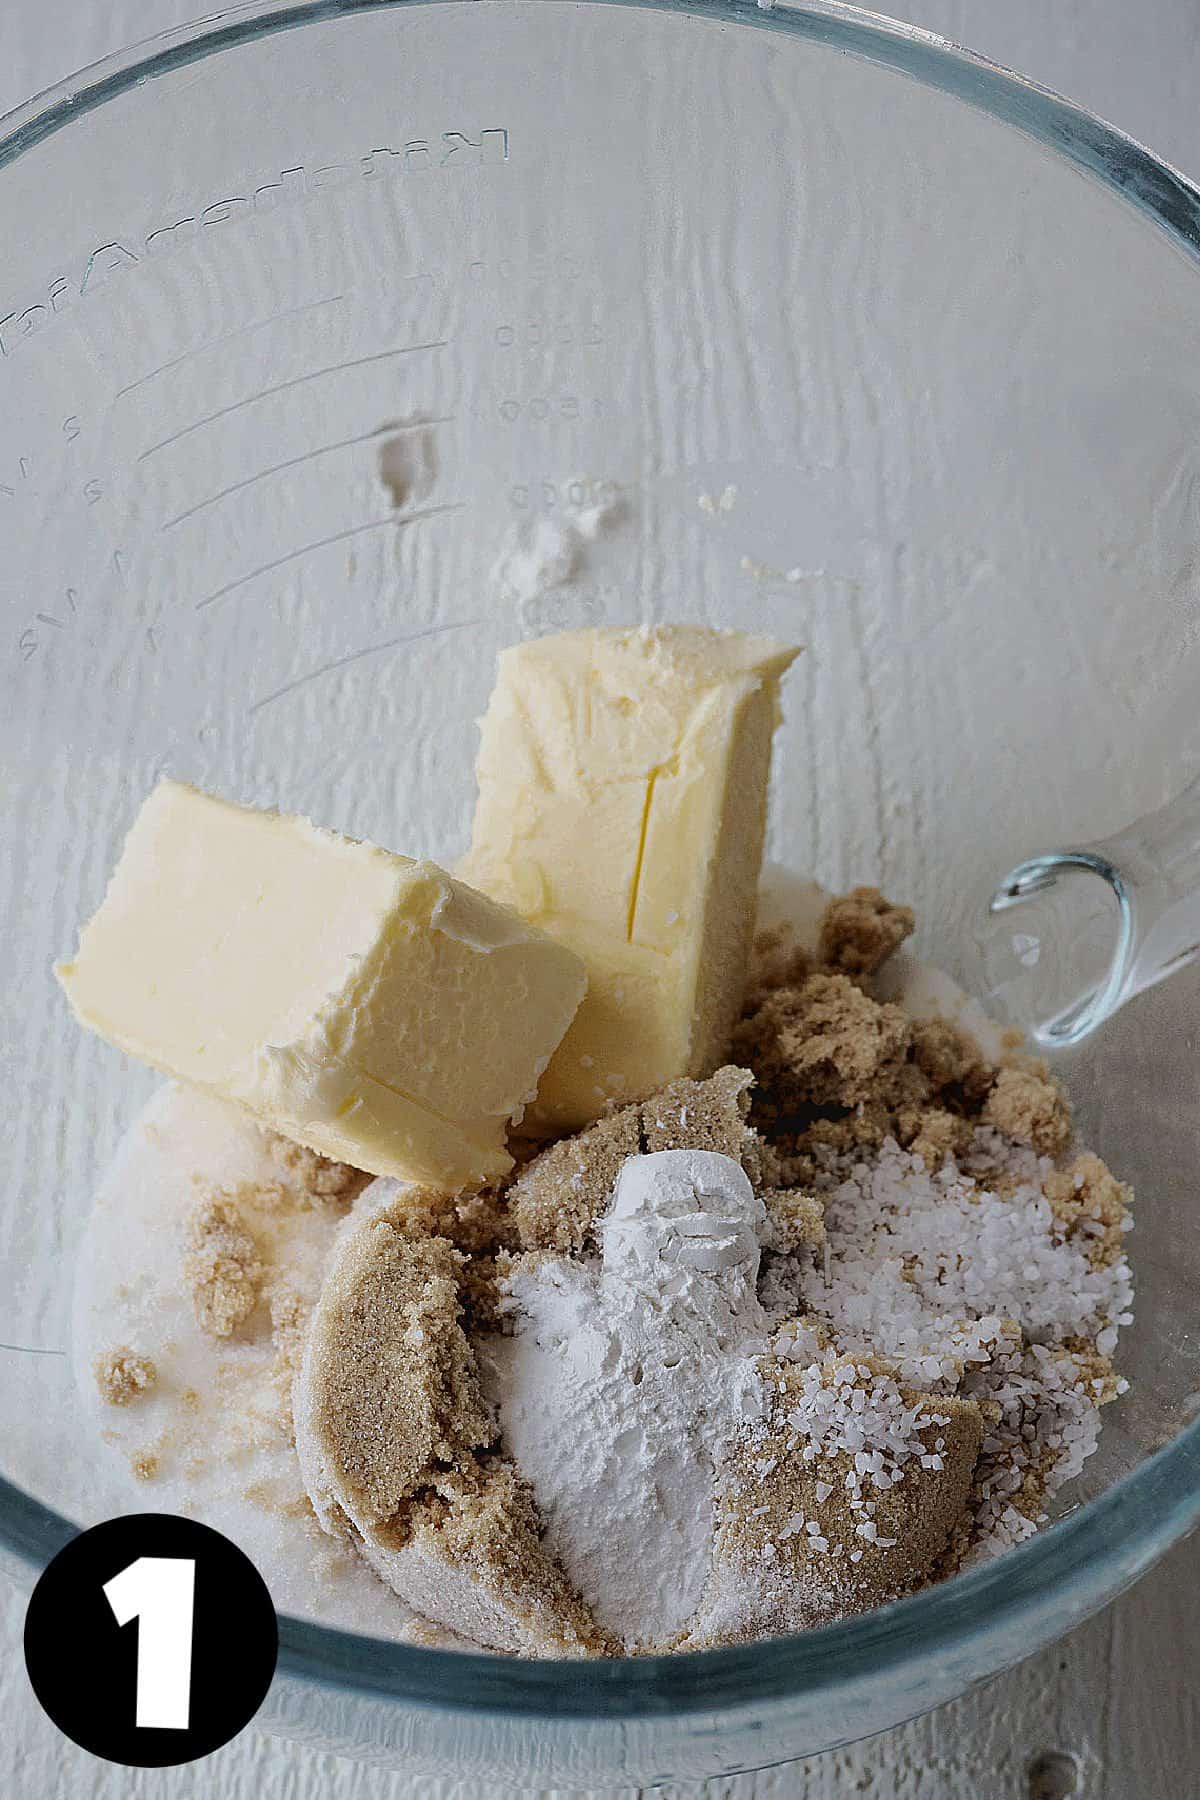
[479,1150,770,1650]
[491,490,624,604]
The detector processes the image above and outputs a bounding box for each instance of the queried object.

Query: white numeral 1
[103,1556,196,1730]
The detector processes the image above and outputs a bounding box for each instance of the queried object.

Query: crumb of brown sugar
[242,1478,314,1523]
[130,1449,159,1481]
[909,1017,991,1100]
[268,1280,310,1377]
[982,1065,1072,1158]
[897,1105,974,1172]
[1043,1153,1132,1268]
[745,925,812,1007]
[94,1346,158,1406]
[760,1187,826,1252]
[819,886,916,979]
[265,1132,371,1203]
[734,971,912,1110]
[184,1191,265,1338]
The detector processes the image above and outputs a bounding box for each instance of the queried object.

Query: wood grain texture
[3,3,1200,1797]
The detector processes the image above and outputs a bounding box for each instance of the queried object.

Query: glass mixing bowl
[3,0,1200,1782]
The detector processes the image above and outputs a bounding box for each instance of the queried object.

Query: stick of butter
[57,781,587,1189]
[460,625,799,1132]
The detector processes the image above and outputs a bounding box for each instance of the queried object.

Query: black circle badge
[24,1513,278,1767]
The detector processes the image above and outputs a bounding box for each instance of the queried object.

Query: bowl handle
[969,776,1200,1048]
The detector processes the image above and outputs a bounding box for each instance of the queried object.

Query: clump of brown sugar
[819,886,915,979]
[760,1188,826,1254]
[391,1460,611,1657]
[184,1192,265,1338]
[94,1346,158,1406]
[295,1191,609,1655]
[266,1280,313,1440]
[745,925,812,1008]
[509,1065,822,1257]
[732,886,1072,1185]
[900,1106,973,1172]
[910,1017,992,1104]
[1043,1153,1131,1268]
[689,1352,983,1646]
[509,1108,643,1255]
[302,1218,492,1523]
[130,1449,159,1482]
[265,1133,371,1204]
[734,972,912,1111]
[983,1064,1072,1158]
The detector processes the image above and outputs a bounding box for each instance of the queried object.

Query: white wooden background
[3,2,1200,1795]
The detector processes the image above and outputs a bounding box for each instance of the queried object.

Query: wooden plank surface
[2,3,1199,1796]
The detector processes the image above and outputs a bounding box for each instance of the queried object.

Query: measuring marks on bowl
[111,300,464,714]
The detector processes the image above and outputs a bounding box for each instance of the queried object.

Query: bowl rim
[3,0,1200,1725]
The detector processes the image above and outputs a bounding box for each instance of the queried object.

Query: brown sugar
[197,1174,290,1216]
[265,1132,371,1204]
[692,1354,983,1644]
[444,1186,520,1258]
[268,1281,310,1377]
[302,1218,492,1523]
[734,972,912,1111]
[509,1064,822,1258]
[639,1064,756,1159]
[896,1105,974,1173]
[509,1106,643,1254]
[729,894,1078,1184]
[982,1066,1072,1158]
[910,1017,992,1103]
[297,1192,609,1655]
[760,1188,826,1253]
[744,925,812,1008]
[184,1191,265,1338]
[1043,1153,1131,1268]
[391,1461,611,1657]
[94,1346,158,1406]
[130,1449,160,1482]
[819,887,915,979]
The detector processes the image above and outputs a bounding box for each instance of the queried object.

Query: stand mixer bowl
[2,0,1200,1781]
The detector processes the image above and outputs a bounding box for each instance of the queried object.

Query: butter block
[58,781,587,1189]
[460,625,799,1132]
